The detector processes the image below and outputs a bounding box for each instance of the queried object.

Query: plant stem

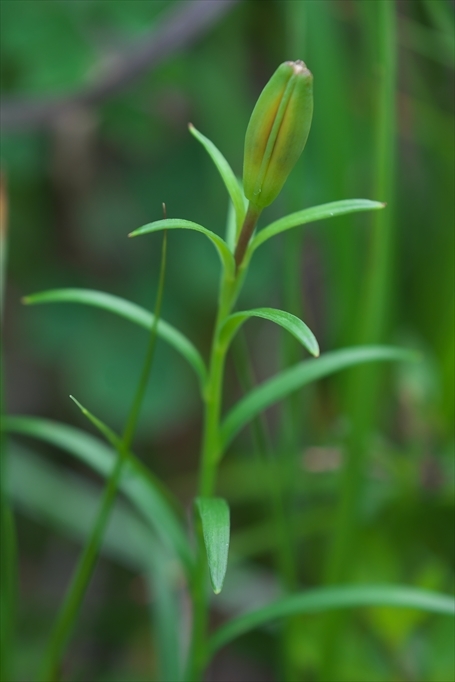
[40,233,168,681]
[234,202,261,269]
[188,179,298,677]
[187,278,234,681]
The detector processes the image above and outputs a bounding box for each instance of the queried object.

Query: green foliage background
[1,1,454,680]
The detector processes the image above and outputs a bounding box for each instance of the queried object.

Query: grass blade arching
[23,288,207,388]
[219,307,319,357]
[221,346,417,451]
[38,231,170,681]
[129,218,235,279]
[208,584,455,657]
[4,416,193,573]
[247,199,385,258]
[9,443,183,681]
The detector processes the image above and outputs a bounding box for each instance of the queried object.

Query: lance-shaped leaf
[23,288,207,388]
[208,584,455,657]
[246,199,385,261]
[4,416,194,575]
[129,219,235,279]
[189,124,246,235]
[219,307,319,357]
[195,497,230,594]
[221,346,418,450]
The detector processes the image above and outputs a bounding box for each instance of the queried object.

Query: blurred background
[1,1,454,680]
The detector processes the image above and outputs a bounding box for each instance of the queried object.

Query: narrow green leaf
[22,288,207,388]
[208,584,455,656]
[195,497,230,594]
[129,219,235,279]
[221,346,417,450]
[144,554,183,682]
[9,444,183,681]
[8,444,156,571]
[69,395,119,451]
[247,199,385,258]
[220,307,319,357]
[189,124,246,235]
[3,416,194,575]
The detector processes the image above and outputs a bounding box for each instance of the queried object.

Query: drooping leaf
[195,497,230,594]
[247,199,385,259]
[3,416,194,575]
[189,124,246,235]
[208,584,455,656]
[219,307,319,357]
[129,219,235,279]
[8,443,155,571]
[23,288,207,388]
[221,346,417,450]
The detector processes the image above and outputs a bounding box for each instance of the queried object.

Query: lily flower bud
[243,60,313,209]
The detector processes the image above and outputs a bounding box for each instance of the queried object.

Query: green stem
[122,232,168,452]
[186,247,244,680]
[234,202,261,269]
[40,233,168,681]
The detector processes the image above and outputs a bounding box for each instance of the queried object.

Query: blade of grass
[144,555,183,682]
[221,346,417,451]
[321,2,398,677]
[39,232,171,681]
[9,443,183,682]
[230,507,332,560]
[0,171,16,682]
[220,307,319,357]
[4,416,192,570]
[246,199,384,259]
[129,218,235,279]
[8,444,155,571]
[230,333,298,590]
[23,288,207,388]
[207,585,455,658]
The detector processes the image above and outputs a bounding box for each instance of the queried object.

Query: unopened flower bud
[243,60,313,209]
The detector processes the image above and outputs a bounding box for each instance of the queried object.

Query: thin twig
[1,0,239,132]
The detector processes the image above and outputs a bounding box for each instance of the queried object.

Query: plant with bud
[12,61,424,682]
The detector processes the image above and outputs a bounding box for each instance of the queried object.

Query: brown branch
[0,0,239,132]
